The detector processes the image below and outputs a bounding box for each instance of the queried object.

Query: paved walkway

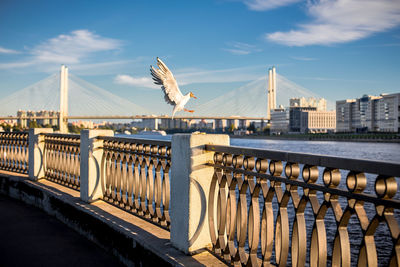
[0,194,124,267]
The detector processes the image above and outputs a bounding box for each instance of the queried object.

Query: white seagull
[151,57,197,118]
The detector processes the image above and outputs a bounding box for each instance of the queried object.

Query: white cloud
[243,0,302,11]
[0,47,20,54]
[0,30,124,72]
[223,41,262,55]
[266,0,400,46]
[114,74,159,89]
[31,29,123,64]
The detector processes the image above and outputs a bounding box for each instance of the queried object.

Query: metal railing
[43,133,81,190]
[205,144,400,267]
[0,132,29,174]
[99,136,171,229]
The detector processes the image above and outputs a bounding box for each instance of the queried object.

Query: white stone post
[80,129,114,203]
[28,128,54,181]
[170,133,229,254]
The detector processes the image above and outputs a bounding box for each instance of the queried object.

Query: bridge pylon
[59,65,68,133]
[267,66,277,121]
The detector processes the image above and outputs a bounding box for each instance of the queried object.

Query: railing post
[28,128,53,181]
[170,133,229,254]
[80,129,114,203]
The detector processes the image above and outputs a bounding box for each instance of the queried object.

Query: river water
[123,134,399,265]
[124,134,400,162]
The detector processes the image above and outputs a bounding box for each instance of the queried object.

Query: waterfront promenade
[0,194,123,267]
[0,129,399,266]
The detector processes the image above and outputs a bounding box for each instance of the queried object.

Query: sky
[0,0,400,114]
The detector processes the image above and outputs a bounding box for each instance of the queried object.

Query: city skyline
[1,0,400,115]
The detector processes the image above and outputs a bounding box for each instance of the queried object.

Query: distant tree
[12,125,23,132]
[1,123,11,132]
[29,121,39,128]
[228,124,236,133]
[68,124,83,134]
[247,122,256,132]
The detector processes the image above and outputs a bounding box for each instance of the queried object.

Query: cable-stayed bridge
[0,69,330,121]
[0,72,150,117]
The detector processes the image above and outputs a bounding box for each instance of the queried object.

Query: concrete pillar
[171,133,229,254]
[28,128,54,181]
[80,129,114,203]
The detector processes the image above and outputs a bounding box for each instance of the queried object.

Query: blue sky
[1,0,400,114]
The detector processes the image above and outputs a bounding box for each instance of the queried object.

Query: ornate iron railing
[0,132,29,174]
[43,133,80,190]
[99,136,171,229]
[205,144,400,267]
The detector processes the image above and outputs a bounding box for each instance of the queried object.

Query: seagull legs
[184,108,194,113]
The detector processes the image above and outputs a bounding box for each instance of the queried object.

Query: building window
[384,102,389,120]
[341,107,345,121]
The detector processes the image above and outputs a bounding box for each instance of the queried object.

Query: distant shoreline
[230,135,400,143]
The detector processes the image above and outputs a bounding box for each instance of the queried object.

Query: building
[49,111,59,126]
[17,110,28,128]
[16,110,60,128]
[300,110,336,133]
[285,97,334,133]
[290,97,327,111]
[336,93,400,133]
[270,108,289,134]
[71,120,94,129]
[159,118,190,129]
[197,119,213,129]
[376,93,400,132]
[289,107,317,132]
[130,117,160,130]
[36,110,50,126]
[227,119,239,130]
[238,119,250,129]
[214,119,227,130]
[142,118,159,130]
[290,107,336,133]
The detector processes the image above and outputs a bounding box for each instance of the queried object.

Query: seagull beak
[190,92,197,99]
[192,95,197,99]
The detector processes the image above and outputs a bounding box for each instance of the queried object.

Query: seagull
[150,57,197,118]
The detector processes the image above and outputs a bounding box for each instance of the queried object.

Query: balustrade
[0,132,29,173]
[1,131,399,266]
[205,144,400,266]
[99,136,171,229]
[43,134,80,190]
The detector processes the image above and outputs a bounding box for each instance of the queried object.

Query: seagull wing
[150,58,183,106]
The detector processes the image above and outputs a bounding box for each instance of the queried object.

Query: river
[123,134,400,162]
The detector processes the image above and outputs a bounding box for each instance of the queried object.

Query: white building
[300,110,336,133]
[336,93,400,132]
